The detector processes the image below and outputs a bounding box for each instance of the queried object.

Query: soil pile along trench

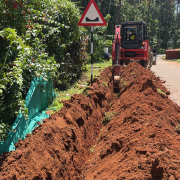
[0,62,180,179]
[83,62,180,180]
[0,67,114,179]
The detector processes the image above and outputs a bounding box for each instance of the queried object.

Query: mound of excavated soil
[0,62,180,180]
[83,62,180,180]
[0,66,114,180]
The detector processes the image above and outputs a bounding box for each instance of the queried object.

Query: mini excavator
[112,21,154,92]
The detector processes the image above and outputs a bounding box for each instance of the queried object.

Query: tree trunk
[118,0,121,24]
[157,6,162,50]
[99,0,103,9]
[104,0,112,41]
[108,0,112,14]
[177,2,180,48]
[146,0,151,24]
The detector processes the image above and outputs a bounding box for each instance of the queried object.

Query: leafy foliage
[0,0,88,141]
[0,28,59,141]
[86,14,111,63]
[77,0,180,51]
[102,111,116,125]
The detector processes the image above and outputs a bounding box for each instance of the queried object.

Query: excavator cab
[121,21,148,50]
[119,21,151,67]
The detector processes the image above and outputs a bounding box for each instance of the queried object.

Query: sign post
[78,0,107,85]
[91,26,93,84]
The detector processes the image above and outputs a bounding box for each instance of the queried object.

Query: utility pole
[118,0,121,24]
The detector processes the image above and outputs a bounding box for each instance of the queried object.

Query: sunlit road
[151,55,180,106]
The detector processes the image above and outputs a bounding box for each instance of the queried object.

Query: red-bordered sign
[78,0,107,26]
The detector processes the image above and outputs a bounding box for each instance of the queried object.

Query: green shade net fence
[0,77,55,155]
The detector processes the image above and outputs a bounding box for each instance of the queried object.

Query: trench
[0,66,116,180]
[1,62,180,180]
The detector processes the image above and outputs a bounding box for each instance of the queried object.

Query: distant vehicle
[103,52,111,61]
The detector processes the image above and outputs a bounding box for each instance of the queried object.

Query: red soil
[0,62,180,180]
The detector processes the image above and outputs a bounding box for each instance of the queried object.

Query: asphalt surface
[151,55,180,106]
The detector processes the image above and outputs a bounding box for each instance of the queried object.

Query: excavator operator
[129,29,136,40]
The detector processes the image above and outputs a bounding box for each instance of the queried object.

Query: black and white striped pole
[78,0,107,85]
[91,26,93,85]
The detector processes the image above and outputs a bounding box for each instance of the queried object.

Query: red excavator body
[112,21,153,92]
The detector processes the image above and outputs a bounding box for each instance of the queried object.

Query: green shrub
[0,0,88,141]
[105,40,112,54]
[102,111,116,125]
[0,28,59,141]
[1,0,88,88]
[157,48,166,54]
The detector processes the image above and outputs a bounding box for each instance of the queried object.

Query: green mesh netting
[0,77,55,155]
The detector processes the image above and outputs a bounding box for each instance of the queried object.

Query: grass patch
[102,81,108,87]
[122,81,127,87]
[162,56,180,64]
[157,88,166,96]
[174,124,180,134]
[102,111,116,125]
[47,60,112,114]
[89,145,96,153]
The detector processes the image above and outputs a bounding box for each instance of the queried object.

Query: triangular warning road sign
[78,0,107,26]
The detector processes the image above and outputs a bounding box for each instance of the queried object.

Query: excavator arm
[112,25,121,93]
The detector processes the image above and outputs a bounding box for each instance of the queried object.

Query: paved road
[151,55,180,106]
